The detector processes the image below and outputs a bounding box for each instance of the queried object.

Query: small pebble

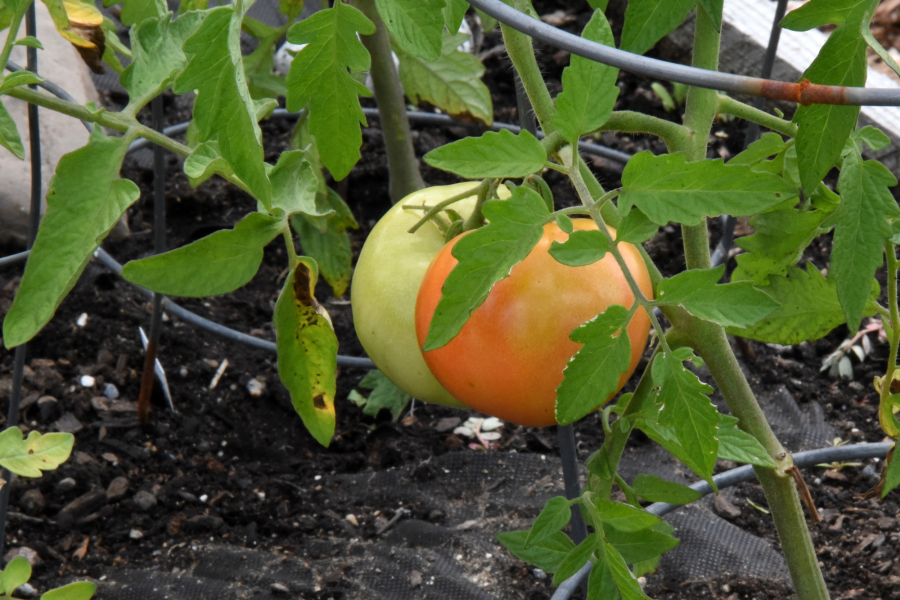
[79,375,95,388]
[133,490,158,511]
[533,568,547,580]
[76,313,88,327]
[106,477,130,502]
[19,489,45,516]
[4,547,41,566]
[270,583,290,595]
[129,529,143,539]
[56,478,76,492]
[246,378,265,397]
[345,514,359,526]
[103,383,119,400]
[15,583,36,598]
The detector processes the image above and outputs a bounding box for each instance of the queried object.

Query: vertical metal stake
[557,424,588,542]
[0,0,41,561]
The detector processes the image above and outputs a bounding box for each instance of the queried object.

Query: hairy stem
[0,6,27,82]
[717,94,798,138]
[880,243,900,437]
[500,2,556,134]
[594,110,690,152]
[351,0,425,202]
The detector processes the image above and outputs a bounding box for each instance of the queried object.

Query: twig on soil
[376,508,410,536]
[7,511,52,525]
[209,359,229,390]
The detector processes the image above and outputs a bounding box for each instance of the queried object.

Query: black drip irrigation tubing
[550,441,895,600]
[468,0,900,106]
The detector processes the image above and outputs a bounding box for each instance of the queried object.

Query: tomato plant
[416,218,652,427]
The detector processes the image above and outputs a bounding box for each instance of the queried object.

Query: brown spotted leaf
[41,0,107,73]
[274,260,338,446]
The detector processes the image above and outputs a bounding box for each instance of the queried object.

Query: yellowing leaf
[41,0,107,72]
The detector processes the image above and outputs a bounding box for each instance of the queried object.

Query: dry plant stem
[677,7,830,599]
[350,0,425,202]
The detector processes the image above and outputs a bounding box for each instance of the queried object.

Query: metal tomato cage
[0,0,897,597]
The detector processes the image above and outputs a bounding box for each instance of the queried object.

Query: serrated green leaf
[269,149,321,217]
[619,152,797,226]
[621,0,698,56]
[792,3,868,195]
[631,474,701,504]
[3,128,139,348]
[355,369,410,421]
[655,266,779,328]
[553,535,600,586]
[552,10,619,144]
[882,445,900,498]
[285,2,374,180]
[121,11,206,113]
[653,349,718,483]
[556,305,633,425]
[424,129,545,178]
[587,557,618,600]
[375,0,443,61]
[594,498,661,532]
[497,530,576,575]
[732,207,830,284]
[852,126,891,152]
[716,414,777,467]
[728,132,786,167]
[293,188,357,297]
[832,148,899,331]
[526,496,573,548]
[121,212,282,297]
[549,229,610,267]
[601,540,651,600]
[119,0,166,26]
[0,98,23,159]
[183,140,234,187]
[41,582,96,600]
[443,0,468,32]
[615,209,659,244]
[0,557,31,595]
[423,187,548,350]
[274,261,338,446]
[780,0,870,31]
[0,428,74,477]
[398,30,492,126]
[727,264,877,344]
[173,4,272,207]
[604,523,680,563]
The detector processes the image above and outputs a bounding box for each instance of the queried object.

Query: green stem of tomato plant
[350,0,425,202]
[282,225,299,271]
[669,7,830,600]
[406,179,490,233]
[880,242,900,437]
[716,94,798,138]
[0,6,28,85]
[594,111,690,153]
[463,178,495,231]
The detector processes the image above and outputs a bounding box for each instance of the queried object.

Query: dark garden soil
[0,1,899,599]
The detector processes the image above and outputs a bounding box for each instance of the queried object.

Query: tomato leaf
[655,266,779,328]
[375,0,444,61]
[173,4,272,208]
[552,9,619,144]
[604,523,680,563]
[851,126,891,152]
[0,428,74,478]
[601,540,652,600]
[398,31,493,126]
[652,349,718,485]
[549,230,610,267]
[792,2,869,195]
[732,207,831,284]
[120,11,206,113]
[268,149,322,217]
[716,415,777,468]
[728,264,878,344]
[525,496,573,549]
[443,0,468,32]
[353,369,410,421]
[293,188,357,297]
[552,535,600,586]
[496,530,575,575]
[0,99,24,160]
[274,261,338,447]
[556,305,633,425]
[616,208,659,244]
[882,446,900,498]
[422,187,548,351]
[619,152,797,226]
[424,129,547,179]
[40,583,97,600]
[121,213,282,297]
[593,498,662,532]
[620,0,698,56]
[587,556,618,600]
[0,71,44,95]
[831,147,899,332]
[285,2,374,181]
[631,474,701,505]
[780,0,870,31]
[3,128,139,348]
[728,132,786,167]
[0,558,31,596]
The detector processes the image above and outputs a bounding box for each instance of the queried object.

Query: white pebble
[199,494,208,502]
[80,375,95,387]
[129,529,143,539]
[345,514,358,526]
[246,378,265,397]
[533,568,547,580]
[76,313,88,327]
[103,383,119,400]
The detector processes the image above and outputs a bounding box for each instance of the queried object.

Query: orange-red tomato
[415,219,653,428]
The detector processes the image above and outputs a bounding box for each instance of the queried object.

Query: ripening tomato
[351,182,509,408]
[415,219,653,427]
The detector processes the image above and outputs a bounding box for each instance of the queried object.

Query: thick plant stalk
[674,6,830,599]
[350,0,425,202]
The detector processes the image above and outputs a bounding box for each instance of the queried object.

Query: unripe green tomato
[351,183,508,408]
